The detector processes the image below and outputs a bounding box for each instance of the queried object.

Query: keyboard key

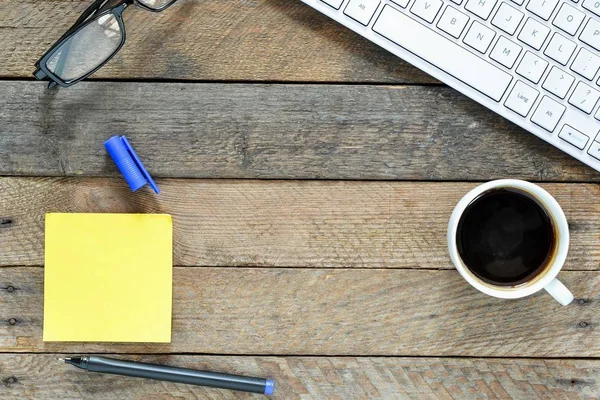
[464,21,496,53]
[516,51,549,83]
[518,18,551,50]
[596,107,600,119]
[544,33,577,65]
[492,3,524,35]
[449,0,463,4]
[588,141,600,160]
[569,81,600,113]
[583,0,600,17]
[505,80,540,115]
[321,0,344,9]
[410,0,443,22]
[511,0,525,5]
[580,18,600,51]
[437,6,470,38]
[372,5,513,101]
[490,36,523,68]
[553,3,585,35]
[526,0,559,20]
[542,66,575,98]
[344,0,381,25]
[559,125,590,149]
[391,0,410,7]
[465,0,497,20]
[571,48,600,80]
[531,96,566,131]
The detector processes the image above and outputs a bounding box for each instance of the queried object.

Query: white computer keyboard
[301,0,600,172]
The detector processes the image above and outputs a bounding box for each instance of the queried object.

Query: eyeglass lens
[138,0,174,9]
[46,13,122,82]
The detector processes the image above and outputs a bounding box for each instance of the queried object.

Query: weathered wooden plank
[0,0,433,83]
[1,178,599,269]
[1,267,598,356]
[1,82,598,181]
[1,354,598,399]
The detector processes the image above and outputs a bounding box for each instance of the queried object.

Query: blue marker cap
[104,135,160,194]
[264,379,275,395]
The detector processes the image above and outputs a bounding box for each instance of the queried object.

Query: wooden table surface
[1,1,599,399]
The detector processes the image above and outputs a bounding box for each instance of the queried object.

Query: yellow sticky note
[44,213,172,342]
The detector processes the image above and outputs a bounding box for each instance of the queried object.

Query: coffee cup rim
[447,179,570,299]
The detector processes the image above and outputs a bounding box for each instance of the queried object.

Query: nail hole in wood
[3,376,17,386]
[579,321,589,328]
[0,218,13,227]
[6,286,15,293]
[8,318,17,326]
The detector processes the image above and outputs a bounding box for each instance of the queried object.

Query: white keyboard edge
[301,0,600,174]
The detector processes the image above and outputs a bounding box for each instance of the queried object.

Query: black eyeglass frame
[33,0,177,88]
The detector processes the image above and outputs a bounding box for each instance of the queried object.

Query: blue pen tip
[264,378,275,395]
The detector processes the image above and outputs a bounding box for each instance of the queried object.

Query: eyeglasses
[33,0,177,88]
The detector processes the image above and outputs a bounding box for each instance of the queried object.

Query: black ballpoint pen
[60,356,274,396]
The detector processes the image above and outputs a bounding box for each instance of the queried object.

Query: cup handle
[544,278,574,306]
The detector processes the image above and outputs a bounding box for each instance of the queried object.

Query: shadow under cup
[455,187,560,289]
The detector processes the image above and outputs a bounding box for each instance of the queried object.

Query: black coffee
[456,188,556,286]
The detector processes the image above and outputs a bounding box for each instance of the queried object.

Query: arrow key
[559,125,589,149]
[542,66,575,99]
[587,141,600,161]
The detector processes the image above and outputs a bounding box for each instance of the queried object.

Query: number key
[583,0,600,17]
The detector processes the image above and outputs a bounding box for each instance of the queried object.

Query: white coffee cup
[447,179,573,306]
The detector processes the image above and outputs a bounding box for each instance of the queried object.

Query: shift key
[372,5,512,101]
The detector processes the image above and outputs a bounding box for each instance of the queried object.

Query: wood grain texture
[0,0,433,83]
[1,81,599,181]
[1,267,598,356]
[1,178,599,269]
[1,355,599,399]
